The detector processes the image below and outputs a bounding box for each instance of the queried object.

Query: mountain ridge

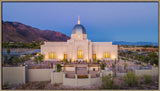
[2,21,70,43]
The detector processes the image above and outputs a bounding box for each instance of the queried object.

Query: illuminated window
[93,54,96,60]
[104,52,110,58]
[49,52,56,59]
[64,54,67,60]
[108,53,110,58]
[77,50,83,59]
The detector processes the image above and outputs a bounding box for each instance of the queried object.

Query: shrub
[51,63,53,68]
[54,83,58,86]
[101,63,105,70]
[56,64,61,72]
[62,59,68,64]
[123,71,139,87]
[143,74,153,84]
[3,82,9,89]
[97,60,101,64]
[101,74,120,89]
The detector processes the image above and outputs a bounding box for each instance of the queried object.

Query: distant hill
[2,21,70,43]
[113,41,158,46]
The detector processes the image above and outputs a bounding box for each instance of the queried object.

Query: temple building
[41,16,118,62]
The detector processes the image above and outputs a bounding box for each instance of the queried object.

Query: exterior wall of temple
[41,40,117,61]
[41,42,68,60]
[92,42,118,60]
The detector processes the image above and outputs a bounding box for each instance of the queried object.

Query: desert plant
[3,82,9,89]
[54,83,58,86]
[114,59,116,64]
[118,64,120,71]
[143,74,153,84]
[101,74,120,89]
[123,71,139,87]
[123,62,128,70]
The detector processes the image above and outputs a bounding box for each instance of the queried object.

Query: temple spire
[78,16,80,24]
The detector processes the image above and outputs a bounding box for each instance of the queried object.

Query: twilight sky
[2,2,158,43]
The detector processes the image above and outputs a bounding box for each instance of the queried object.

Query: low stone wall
[63,74,76,87]
[134,67,158,77]
[63,74,101,87]
[51,72,63,84]
[91,77,101,85]
[117,73,126,77]
[2,66,26,86]
[27,69,53,82]
[101,70,113,76]
[64,67,75,71]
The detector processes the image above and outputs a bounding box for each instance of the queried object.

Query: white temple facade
[41,16,118,62]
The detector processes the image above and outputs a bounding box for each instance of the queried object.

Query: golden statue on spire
[78,15,80,24]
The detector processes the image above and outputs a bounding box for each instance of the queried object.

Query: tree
[12,56,19,65]
[25,54,31,61]
[139,55,145,62]
[19,56,27,64]
[148,52,158,65]
[34,54,44,65]
[123,71,139,87]
[7,48,10,55]
[3,55,8,64]
[38,54,44,64]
